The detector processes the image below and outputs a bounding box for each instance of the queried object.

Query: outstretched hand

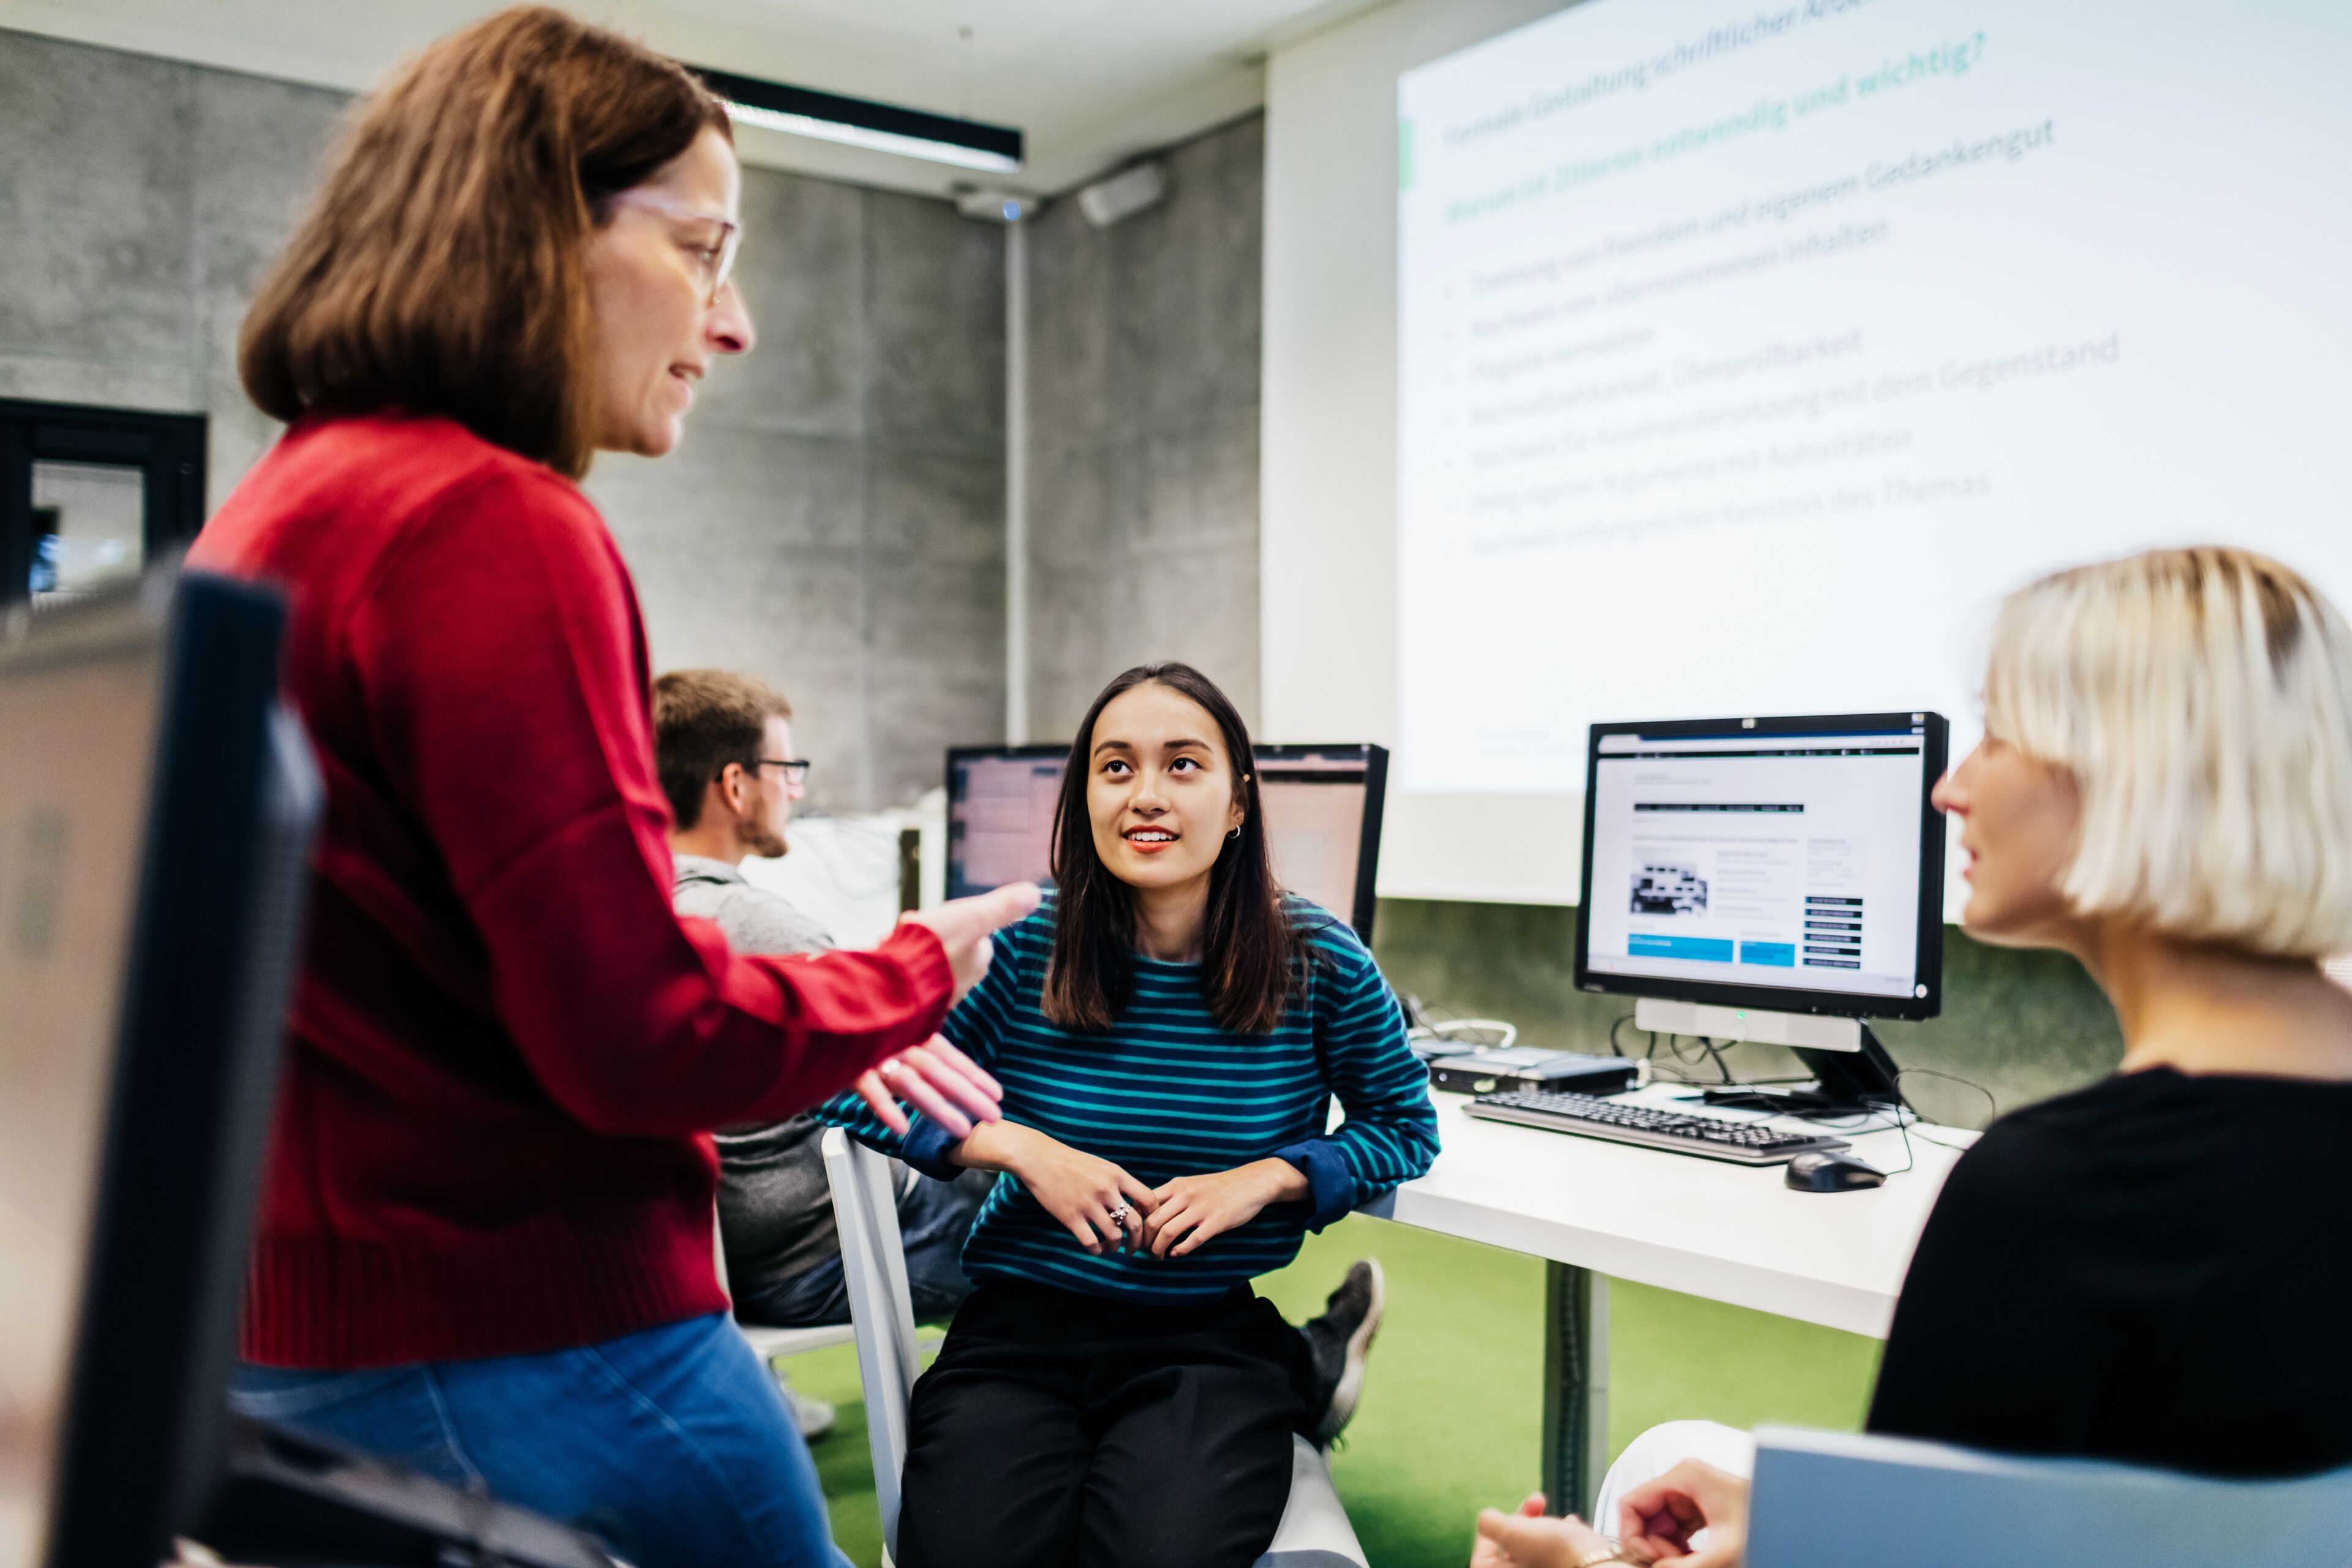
[899,881,1040,1003]
[854,1035,1003,1139]
[853,883,1036,1137]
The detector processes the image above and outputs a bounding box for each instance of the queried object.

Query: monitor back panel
[944,746,1065,900]
[945,744,1386,937]
[1254,750,1378,936]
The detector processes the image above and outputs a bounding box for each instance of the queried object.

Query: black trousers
[895,1281,1316,1568]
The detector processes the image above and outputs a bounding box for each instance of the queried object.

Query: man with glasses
[653,670,989,1441]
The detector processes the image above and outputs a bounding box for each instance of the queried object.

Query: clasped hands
[952,1120,1310,1259]
[1472,1461,1750,1568]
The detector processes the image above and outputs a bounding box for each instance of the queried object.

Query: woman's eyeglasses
[727,757,811,786]
[608,188,741,306]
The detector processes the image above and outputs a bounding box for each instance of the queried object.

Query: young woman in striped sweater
[823,662,1439,1568]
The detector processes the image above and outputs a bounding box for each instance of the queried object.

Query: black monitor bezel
[943,741,1392,941]
[1573,710,1947,1022]
[38,573,322,1567]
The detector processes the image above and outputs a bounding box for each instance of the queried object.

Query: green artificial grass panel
[1256,1214,1545,1567]
[786,1340,885,1566]
[1604,1278,1882,1461]
[782,1218,1883,1568]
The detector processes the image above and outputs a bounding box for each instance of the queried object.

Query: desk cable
[1616,1017,2001,1177]
[1401,992,1520,1054]
[1792,1068,1997,1177]
[1610,1013,1738,1084]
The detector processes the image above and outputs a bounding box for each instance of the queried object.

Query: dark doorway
[0,399,207,609]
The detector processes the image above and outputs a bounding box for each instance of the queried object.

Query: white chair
[715,1212,856,1366]
[818,1126,1370,1568]
[1744,1424,2352,1568]
[737,1319,856,1362]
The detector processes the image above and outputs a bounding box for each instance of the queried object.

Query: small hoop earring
[1228,826,1242,840]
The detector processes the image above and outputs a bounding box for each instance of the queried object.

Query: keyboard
[1464,1088,1852,1165]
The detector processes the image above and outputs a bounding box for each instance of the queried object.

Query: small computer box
[1428,1049,1636,1098]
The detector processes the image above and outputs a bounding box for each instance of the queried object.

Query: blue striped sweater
[817,894,1439,1303]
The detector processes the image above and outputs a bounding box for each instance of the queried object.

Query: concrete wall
[0,29,343,507]
[587,178,1007,812]
[1021,113,1264,742]
[0,26,1004,812]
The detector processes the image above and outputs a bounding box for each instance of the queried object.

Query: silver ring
[1108,1204,1131,1225]
[879,1060,902,1080]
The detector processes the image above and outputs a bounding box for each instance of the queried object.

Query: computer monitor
[1,573,319,1568]
[1575,713,1948,1112]
[945,743,1390,938]
[943,744,1068,903]
[3,575,616,1568]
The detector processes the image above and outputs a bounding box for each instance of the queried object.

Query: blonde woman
[1475,546,2352,1568]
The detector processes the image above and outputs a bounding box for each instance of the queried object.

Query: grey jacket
[673,854,842,1291]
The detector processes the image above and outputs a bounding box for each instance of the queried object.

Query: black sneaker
[1299,1258,1385,1446]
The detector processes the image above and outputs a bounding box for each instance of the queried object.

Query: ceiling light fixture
[690,66,1023,173]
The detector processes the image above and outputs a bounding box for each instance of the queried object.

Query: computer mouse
[1785,1151,1886,1192]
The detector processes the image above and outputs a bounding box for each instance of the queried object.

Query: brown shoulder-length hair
[1043,663,1305,1036]
[238,6,730,479]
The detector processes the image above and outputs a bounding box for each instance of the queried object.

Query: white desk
[1359,1085,1975,1509]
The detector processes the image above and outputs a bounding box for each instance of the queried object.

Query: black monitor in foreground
[2,575,614,1568]
[1574,712,1948,1112]
[2,573,320,1567]
[946,742,1390,940]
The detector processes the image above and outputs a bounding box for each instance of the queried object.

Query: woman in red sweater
[190,10,1030,1564]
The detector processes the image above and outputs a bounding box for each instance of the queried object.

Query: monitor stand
[1699,1025,1904,1117]
[1630,998,1904,1117]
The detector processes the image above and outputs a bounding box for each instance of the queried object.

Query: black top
[1868,1066,2352,1477]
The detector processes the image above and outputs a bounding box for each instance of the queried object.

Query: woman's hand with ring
[952,1122,1156,1255]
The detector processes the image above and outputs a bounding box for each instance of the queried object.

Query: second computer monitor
[946,743,1389,939]
[1575,712,1948,1021]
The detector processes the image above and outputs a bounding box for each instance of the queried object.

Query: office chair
[819,1128,1370,1568]
[1744,1425,2352,1568]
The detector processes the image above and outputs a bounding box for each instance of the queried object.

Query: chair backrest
[820,1127,921,1555]
[1746,1425,2352,1568]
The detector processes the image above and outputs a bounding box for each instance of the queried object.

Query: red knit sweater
[189,413,952,1366]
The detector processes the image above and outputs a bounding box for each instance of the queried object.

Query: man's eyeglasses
[728,758,811,786]
[608,187,741,306]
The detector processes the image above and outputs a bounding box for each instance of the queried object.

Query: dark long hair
[1042,664,1303,1035]
[239,6,731,479]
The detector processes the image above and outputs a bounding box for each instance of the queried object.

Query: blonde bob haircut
[1983,546,2352,957]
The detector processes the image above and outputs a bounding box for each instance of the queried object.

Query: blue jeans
[735,1166,986,1329]
[230,1312,849,1568]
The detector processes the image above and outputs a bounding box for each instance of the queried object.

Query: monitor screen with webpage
[1576,713,1948,1021]
[945,744,1389,938]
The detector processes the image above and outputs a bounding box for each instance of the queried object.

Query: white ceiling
[0,0,1395,198]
